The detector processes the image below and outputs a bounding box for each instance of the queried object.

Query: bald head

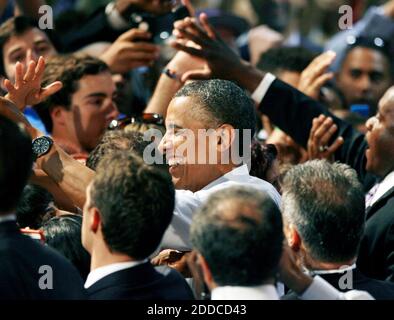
[190,186,283,286]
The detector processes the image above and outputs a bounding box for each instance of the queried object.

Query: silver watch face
[33,137,52,158]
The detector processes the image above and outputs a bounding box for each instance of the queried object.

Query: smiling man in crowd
[170,13,394,281]
[35,55,119,159]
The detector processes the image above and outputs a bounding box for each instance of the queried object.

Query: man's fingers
[311,72,334,91]
[182,0,195,17]
[118,28,152,42]
[310,115,326,138]
[319,123,338,147]
[14,62,24,87]
[121,41,160,53]
[38,81,63,101]
[23,60,36,82]
[3,79,15,94]
[175,16,211,41]
[326,137,344,154]
[313,117,334,142]
[34,56,46,79]
[199,13,217,39]
[171,41,206,59]
[176,26,210,48]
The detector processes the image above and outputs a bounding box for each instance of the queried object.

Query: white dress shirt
[211,284,279,300]
[84,260,148,289]
[211,276,373,300]
[161,164,281,250]
[366,170,394,208]
[300,275,374,300]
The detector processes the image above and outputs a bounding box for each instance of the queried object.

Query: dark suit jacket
[0,221,86,299]
[283,268,394,300]
[259,79,394,282]
[86,262,195,300]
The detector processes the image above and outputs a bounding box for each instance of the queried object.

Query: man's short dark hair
[86,130,150,171]
[16,184,55,229]
[0,16,37,76]
[43,214,91,280]
[90,151,175,259]
[0,114,33,213]
[257,46,316,75]
[190,186,283,286]
[174,79,257,136]
[35,54,110,132]
[281,160,365,263]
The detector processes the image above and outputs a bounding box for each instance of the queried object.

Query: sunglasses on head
[108,113,164,130]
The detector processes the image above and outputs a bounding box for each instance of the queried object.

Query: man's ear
[90,207,101,233]
[198,253,215,290]
[50,105,68,127]
[216,124,235,152]
[288,226,302,252]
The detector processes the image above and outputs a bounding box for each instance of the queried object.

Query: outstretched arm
[1,57,94,209]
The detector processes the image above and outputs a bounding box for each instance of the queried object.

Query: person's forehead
[344,47,389,70]
[166,96,198,124]
[75,72,115,95]
[4,27,52,52]
[379,90,394,117]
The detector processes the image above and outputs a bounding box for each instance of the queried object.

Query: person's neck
[190,163,239,192]
[52,132,87,157]
[303,255,356,272]
[90,240,136,271]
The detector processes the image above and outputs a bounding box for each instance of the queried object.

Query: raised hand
[298,51,336,100]
[99,28,160,74]
[4,56,62,111]
[307,114,344,161]
[171,13,264,92]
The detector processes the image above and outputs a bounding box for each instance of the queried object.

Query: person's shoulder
[154,265,194,299]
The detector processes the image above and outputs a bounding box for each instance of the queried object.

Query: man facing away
[81,150,194,300]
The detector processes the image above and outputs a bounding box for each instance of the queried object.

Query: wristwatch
[32,136,53,161]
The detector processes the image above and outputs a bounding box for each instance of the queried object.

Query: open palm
[4,56,62,111]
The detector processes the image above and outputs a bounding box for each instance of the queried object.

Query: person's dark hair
[257,46,316,75]
[16,184,56,229]
[35,54,110,132]
[86,130,150,170]
[281,160,365,263]
[0,113,33,213]
[175,79,257,136]
[0,16,37,76]
[90,151,175,259]
[42,214,91,280]
[191,186,283,286]
[250,141,278,181]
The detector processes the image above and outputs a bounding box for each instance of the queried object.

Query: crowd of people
[0,0,393,300]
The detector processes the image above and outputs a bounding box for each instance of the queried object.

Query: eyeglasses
[108,113,164,130]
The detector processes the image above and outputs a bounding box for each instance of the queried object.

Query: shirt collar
[200,165,250,191]
[306,264,357,276]
[84,259,148,288]
[369,170,394,207]
[211,284,279,300]
[0,213,16,224]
